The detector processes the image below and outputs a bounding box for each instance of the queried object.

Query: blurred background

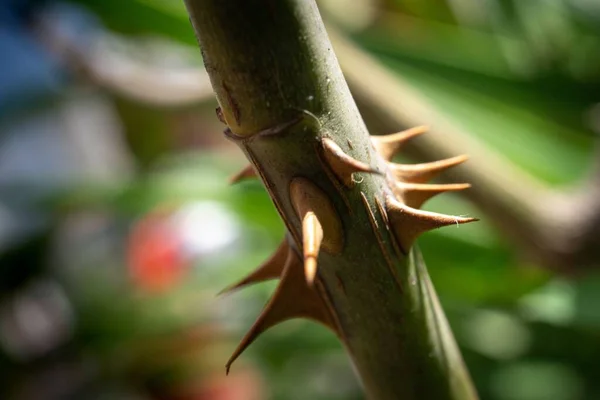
[0,0,599,399]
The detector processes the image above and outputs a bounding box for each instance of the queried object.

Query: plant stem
[327,28,567,268]
[184,1,478,399]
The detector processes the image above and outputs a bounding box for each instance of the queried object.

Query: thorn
[302,212,323,285]
[289,178,344,284]
[229,164,257,184]
[218,240,290,295]
[389,155,469,183]
[225,250,336,373]
[371,126,428,161]
[322,138,380,187]
[394,182,471,209]
[385,195,477,252]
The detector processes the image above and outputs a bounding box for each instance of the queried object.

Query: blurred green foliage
[2,0,600,399]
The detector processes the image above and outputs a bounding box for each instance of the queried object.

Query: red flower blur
[127,209,187,293]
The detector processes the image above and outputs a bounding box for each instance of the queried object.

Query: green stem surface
[184,1,478,399]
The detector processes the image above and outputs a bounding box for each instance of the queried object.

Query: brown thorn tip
[229,164,257,185]
[385,195,477,252]
[217,240,290,295]
[302,211,323,285]
[371,125,428,160]
[389,155,469,183]
[395,182,471,208]
[322,138,380,187]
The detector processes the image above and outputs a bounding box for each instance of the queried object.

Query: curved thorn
[389,155,469,183]
[394,182,471,208]
[322,138,380,187]
[229,164,257,184]
[225,251,336,373]
[218,240,290,295]
[385,195,478,252]
[371,126,428,161]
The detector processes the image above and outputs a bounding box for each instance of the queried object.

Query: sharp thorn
[302,212,323,285]
[289,178,344,283]
[218,240,290,295]
[229,164,257,185]
[389,155,469,183]
[385,195,477,252]
[305,257,318,285]
[225,251,336,373]
[322,138,380,187]
[394,182,471,208]
[371,126,428,161]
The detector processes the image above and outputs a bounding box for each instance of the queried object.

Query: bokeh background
[1,0,599,399]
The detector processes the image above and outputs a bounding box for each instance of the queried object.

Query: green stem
[184,1,478,399]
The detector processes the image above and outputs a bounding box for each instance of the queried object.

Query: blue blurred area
[0,0,63,117]
[0,1,107,254]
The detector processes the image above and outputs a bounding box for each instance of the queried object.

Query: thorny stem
[46,7,600,271]
[328,28,600,272]
[185,1,477,399]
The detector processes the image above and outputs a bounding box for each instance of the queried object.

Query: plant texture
[184,1,479,399]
